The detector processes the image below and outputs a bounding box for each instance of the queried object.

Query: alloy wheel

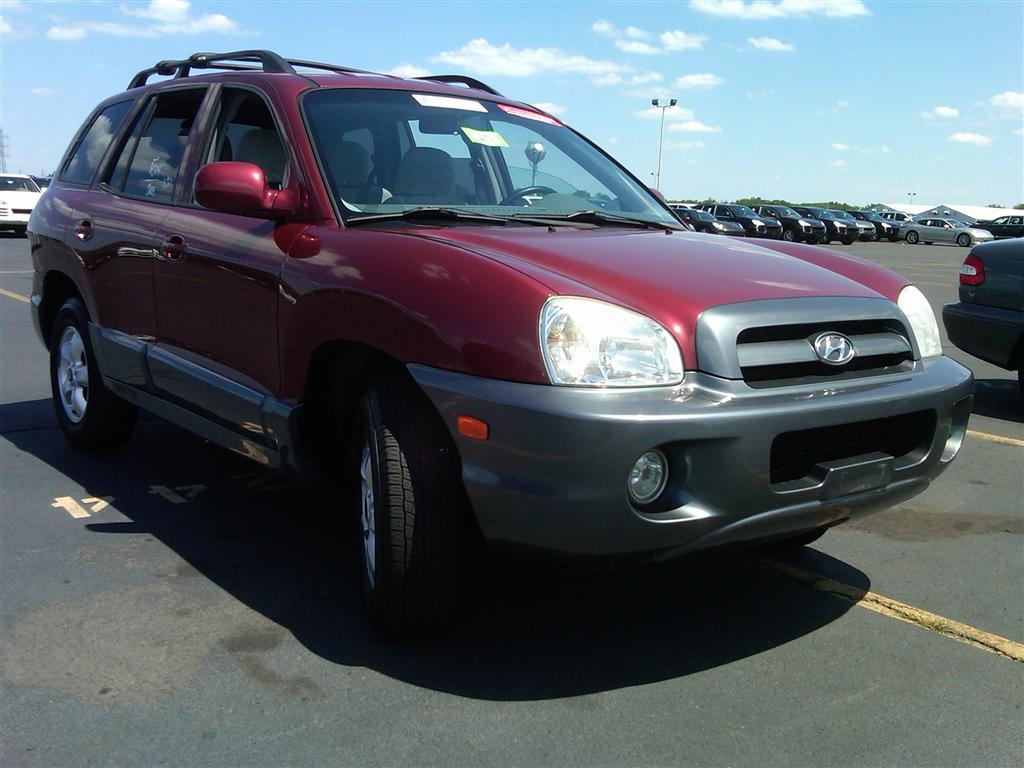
[57,326,88,423]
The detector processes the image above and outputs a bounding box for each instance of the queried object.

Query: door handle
[161,234,188,262]
[73,219,93,241]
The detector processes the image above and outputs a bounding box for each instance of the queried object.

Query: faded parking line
[0,288,30,303]
[967,429,1024,448]
[744,553,1024,663]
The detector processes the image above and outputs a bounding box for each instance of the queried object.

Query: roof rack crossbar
[415,75,503,96]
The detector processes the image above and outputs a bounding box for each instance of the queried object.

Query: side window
[1012,217,1022,226]
[60,100,134,185]
[204,89,288,189]
[118,89,206,203]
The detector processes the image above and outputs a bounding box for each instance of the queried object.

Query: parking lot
[1,234,1021,766]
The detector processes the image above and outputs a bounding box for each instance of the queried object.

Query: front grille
[771,410,936,484]
[737,318,914,387]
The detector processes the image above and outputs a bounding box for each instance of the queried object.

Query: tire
[354,367,464,638]
[820,233,831,245]
[783,229,796,242]
[50,298,137,451]
[924,242,932,246]
[906,230,919,244]
[841,236,856,245]
[806,236,820,245]
[956,233,971,247]
[888,235,900,242]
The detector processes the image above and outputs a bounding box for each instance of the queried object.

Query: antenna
[0,129,8,173]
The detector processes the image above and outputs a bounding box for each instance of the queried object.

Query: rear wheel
[354,367,464,638]
[49,298,137,450]
[956,233,971,247]
[906,230,919,244]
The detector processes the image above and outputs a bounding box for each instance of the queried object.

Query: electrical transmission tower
[0,129,8,173]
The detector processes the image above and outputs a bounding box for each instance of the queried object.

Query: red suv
[30,50,973,637]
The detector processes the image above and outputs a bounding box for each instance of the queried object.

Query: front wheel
[49,298,137,451]
[783,229,797,242]
[841,236,856,245]
[906,230,920,244]
[354,368,464,638]
[956,233,971,247]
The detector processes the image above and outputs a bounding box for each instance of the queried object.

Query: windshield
[805,208,834,220]
[948,219,970,228]
[302,89,675,226]
[730,205,757,217]
[860,211,882,221]
[831,210,855,220]
[0,175,41,193]
[773,206,799,218]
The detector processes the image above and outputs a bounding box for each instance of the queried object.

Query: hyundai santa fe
[29,50,974,637]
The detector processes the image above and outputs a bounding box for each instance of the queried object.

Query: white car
[0,174,43,236]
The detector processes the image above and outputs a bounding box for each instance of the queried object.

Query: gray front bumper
[411,357,973,559]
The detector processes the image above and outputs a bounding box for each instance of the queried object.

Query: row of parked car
[669,203,1023,248]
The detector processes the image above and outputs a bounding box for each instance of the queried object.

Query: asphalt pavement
[1,234,1021,767]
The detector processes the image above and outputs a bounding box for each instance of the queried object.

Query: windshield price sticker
[497,104,561,125]
[412,93,488,112]
[460,127,509,147]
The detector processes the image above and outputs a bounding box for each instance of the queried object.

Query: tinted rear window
[60,100,134,185]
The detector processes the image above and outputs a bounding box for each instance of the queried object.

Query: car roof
[0,173,32,179]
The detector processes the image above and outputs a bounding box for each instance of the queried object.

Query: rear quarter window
[60,100,134,185]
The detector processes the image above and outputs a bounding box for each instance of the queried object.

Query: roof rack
[126,49,503,97]
[415,75,503,96]
[127,49,380,89]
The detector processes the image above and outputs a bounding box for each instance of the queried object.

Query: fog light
[628,450,668,504]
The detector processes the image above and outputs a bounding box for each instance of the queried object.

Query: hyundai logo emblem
[813,332,856,366]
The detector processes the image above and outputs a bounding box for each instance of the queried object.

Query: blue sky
[2,0,1022,205]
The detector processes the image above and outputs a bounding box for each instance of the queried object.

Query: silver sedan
[903,217,996,247]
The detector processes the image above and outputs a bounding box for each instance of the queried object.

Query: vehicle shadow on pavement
[971,378,1023,424]
[2,400,869,701]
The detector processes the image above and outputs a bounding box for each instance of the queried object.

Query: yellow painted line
[743,553,1024,663]
[967,429,1024,448]
[0,287,29,303]
[51,496,90,519]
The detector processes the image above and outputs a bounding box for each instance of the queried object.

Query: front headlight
[897,285,942,358]
[540,297,684,386]
[713,221,726,230]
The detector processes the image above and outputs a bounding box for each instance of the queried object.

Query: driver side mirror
[648,187,667,203]
[195,162,296,220]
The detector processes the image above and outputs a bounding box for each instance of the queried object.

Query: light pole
[651,98,677,192]
[907,191,917,208]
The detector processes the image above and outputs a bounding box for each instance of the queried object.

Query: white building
[875,202,1020,223]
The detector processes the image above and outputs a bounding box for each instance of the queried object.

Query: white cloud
[47,1,239,39]
[624,26,650,38]
[831,142,849,150]
[532,101,566,115]
[636,105,697,122]
[922,105,959,119]
[990,90,1024,112]
[660,29,708,50]
[829,159,848,168]
[0,17,11,36]
[861,145,891,155]
[1015,127,1023,137]
[836,99,848,108]
[30,87,55,96]
[949,132,992,146]
[669,120,722,133]
[748,36,794,51]
[434,38,626,78]
[592,19,618,36]
[615,39,662,55]
[666,140,706,150]
[691,0,869,19]
[385,64,431,78]
[628,86,672,100]
[676,73,724,88]
[631,71,663,84]
[593,72,624,86]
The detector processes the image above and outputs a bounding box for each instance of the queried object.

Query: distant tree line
[668,196,884,210]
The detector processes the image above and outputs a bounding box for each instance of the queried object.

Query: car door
[1012,217,1024,237]
[152,85,294,405]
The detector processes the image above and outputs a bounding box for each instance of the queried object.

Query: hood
[397,226,894,367]
[0,190,41,208]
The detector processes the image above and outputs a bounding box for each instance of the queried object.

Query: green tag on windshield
[461,127,509,147]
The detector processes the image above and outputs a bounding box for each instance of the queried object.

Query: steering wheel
[498,185,558,206]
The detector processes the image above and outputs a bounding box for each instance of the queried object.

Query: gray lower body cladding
[410,357,973,559]
[942,301,1024,370]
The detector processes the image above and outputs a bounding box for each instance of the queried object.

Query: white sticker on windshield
[412,93,488,112]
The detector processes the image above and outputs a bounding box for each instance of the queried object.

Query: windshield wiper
[512,209,683,231]
[345,207,511,227]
